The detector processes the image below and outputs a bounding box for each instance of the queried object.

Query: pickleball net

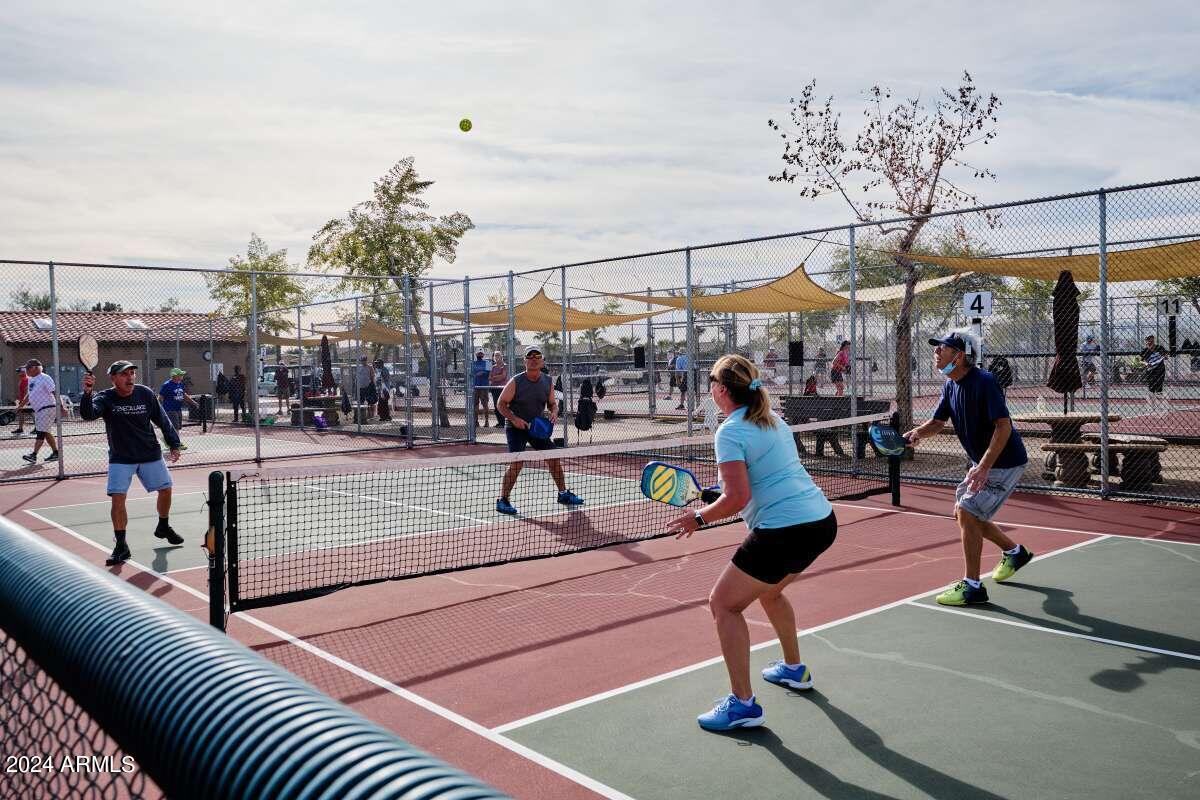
[208,412,896,628]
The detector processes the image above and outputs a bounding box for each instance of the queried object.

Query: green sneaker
[993,545,1033,582]
[936,580,989,606]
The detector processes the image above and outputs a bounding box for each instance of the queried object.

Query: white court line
[493,532,1111,733]
[319,486,497,526]
[831,500,1200,547]
[28,490,207,513]
[907,602,1200,662]
[20,507,637,800]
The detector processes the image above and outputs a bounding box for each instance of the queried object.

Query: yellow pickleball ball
[459,118,472,133]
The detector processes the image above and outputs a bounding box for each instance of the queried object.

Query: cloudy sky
[3,0,1198,299]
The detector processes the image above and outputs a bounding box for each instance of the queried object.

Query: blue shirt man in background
[158,367,197,449]
[905,331,1034,606]
[673,351,691,411]
[471,349,493,428]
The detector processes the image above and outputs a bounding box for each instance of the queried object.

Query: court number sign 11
[1159,298,1181,316]
[962,291,993,317]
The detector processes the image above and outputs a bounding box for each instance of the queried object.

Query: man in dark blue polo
[905,331,1034,605]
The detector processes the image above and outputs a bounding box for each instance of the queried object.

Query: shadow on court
[729,690,1007,800]
[986,582,1200,692]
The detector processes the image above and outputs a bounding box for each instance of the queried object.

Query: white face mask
[940,362,957,376]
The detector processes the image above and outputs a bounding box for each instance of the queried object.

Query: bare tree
[768,71,1000,427]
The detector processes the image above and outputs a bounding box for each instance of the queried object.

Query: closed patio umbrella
[1046,270,1083,410]
[320,335,336,391]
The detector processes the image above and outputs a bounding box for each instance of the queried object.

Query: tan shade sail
[256,330,348,346]
[834,272,968,302]
[358,319,406,345]
[607,264,847,312]
[435,289,667,332]
[607,263,965,312]
[908,239,1200,282]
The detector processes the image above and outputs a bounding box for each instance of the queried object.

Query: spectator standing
[674,351,690,411]
[16,359,60,463]
[830,340,851,396]
[489,350,508,427]
[228,365,247,424]
[1141,334,1170,415]
[11,366,29,435]
[275,366,292,415]
[355,356,376,419]
[471,350,493,428]
[158,368,198,449]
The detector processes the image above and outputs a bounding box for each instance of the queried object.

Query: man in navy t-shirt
[905,331,1034,606]
[82,361,184,566]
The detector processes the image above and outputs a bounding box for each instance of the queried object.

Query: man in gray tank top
[495,346,584,515]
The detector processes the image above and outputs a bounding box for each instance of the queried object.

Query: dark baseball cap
[928,332,969,352]
[24,359,41,368]
[107,360,137,375]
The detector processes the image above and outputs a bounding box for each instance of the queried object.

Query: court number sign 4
[962,291,993,317]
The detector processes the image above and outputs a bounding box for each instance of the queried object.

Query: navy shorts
[505,425,557,453]
[732,511,837,584]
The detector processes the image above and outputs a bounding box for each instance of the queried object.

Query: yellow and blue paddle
[640,462,721,507]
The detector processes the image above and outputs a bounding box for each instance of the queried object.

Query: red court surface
[4,464,1198,799]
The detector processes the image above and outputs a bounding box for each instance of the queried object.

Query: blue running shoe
[761,660,813,690]
[697,694,764,732]
[557,490,584,506]
[496,497,517,515]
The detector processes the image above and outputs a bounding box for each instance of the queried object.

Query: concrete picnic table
[1012,412,1122,486]
[1011,412,1122,444]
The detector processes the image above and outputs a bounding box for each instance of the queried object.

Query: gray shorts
[955,463,1023,522]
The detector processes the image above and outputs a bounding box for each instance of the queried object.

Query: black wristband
[693,512,705,526]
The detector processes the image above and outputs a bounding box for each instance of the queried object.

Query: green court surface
[503,536,1200,800]
[26,491,213,572]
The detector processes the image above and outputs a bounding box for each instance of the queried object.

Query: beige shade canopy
[607,264,968,312]
[255,330,349,346]
[435,289,667,332]
[908,239,1200,282]
[834,272,967,302]
[607,264,847,312]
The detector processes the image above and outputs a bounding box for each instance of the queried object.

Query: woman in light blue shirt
[667,354,838,732]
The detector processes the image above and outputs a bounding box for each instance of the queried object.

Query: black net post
[205,470,226,631]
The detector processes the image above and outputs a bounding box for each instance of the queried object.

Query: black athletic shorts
[731,511,837,585]
[1146,365,1165,393]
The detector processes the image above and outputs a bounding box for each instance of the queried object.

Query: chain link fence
[3,177,1198,504]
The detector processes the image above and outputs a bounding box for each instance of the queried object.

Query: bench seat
[1040,441,1166,490]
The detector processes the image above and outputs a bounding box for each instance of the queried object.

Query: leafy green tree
[769,72,1001,427]
[1155,276,1200,316]
[308,158,473,426]
[91,301,123,312]
[207,234,309,335]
